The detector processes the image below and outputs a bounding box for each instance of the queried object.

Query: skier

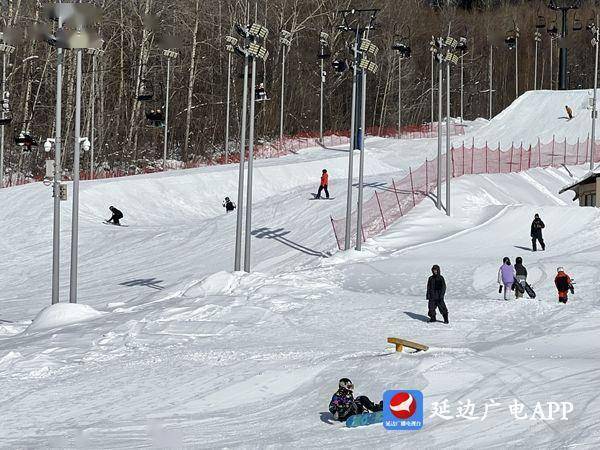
[555,267,574,304]
[530,213,546,251]
[514,256,527,299]
[223,197,235,212]
[565,105,573,120]
[315,169,329,199]
[426,264,448,323]
[107,206,123,225]
[328,378,383,422]
[497,257,516,301]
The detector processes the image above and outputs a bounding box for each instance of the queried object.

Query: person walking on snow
[555,267,574,304]
[315,169,329,199]
[498,257,516,300]
[328,378,383,422]
[514,256,527,299]
[107,206,123,225]
[531,213,546,251]
[426,265,448,323]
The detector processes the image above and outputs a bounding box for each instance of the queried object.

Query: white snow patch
[26,303,105,332]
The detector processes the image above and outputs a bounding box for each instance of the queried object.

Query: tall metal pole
[436,56,443,210]
[550,37,554,90]
[344,33,359,251]
[559,9,568,90]
[244,57,257,272]
[355,67,367,251]
[446,62,451,217]
[460,53,464,123]
[0,52,5,189]
[69,48,83,304]
[515,34,519,98]
[52,15,64,305]
[319,56,324,143]
[163,57,171,171]
[489,44,493,119]
[225,52,232,164]
[534,37,538,90]
[90,53,96,179]
[431,53,435,130]
[279,49,286,143]
[591,21,599,171]
[234,55,249,270]
[398,55,402,138]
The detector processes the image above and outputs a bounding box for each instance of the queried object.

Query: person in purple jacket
[497,257,516,301]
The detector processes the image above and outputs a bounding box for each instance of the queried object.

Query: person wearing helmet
[315,169,329,199]
[514,257,527,299]
[426,265,448,323]
[107,206,123,225]
[498,257,516,300]
[555,267,574,304]
[328,378,383,422]
[530,214,546,251]
[223,197,235,212]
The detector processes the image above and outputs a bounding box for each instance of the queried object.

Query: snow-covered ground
[1,91,600,448]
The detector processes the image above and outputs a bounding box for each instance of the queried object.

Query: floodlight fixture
[359,38,379,55]
[534,31,542,42]
[445,36,458,50]
[280,31,292,47]
[225,35,239,46]
[249,23,269,40]
[226,44,236,53]
[320,31,330,44]
[248,42,268,60]
[359,58,378,73]
[445,52,460,65]
[163,49,179,59]
[0,43,15,53]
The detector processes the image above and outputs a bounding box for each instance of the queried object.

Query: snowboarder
[555,267,574,304]
[328,378,383,422]
[426,264,448,323]
[107,206,123,225]
[315,169,329,199]
[514,256,527,299]
[223,197,235,212]
[565,105,573,120]
[530,213,546,251]
[498,257,516,300]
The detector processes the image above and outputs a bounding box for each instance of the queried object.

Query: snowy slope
[1,91,600,448]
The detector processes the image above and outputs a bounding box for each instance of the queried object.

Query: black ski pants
[532,236,545,251]
[316,184,329,199]
[428,299,448,321]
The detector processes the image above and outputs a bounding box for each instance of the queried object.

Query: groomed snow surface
[1,90,600,448]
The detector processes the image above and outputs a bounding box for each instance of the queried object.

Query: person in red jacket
[316,169,329,199]
[555,267,574,304]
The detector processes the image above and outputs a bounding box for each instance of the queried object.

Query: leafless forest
[1,0,599,177]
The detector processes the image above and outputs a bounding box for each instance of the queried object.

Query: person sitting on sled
[107,206,124,225]
[328,378,382,421]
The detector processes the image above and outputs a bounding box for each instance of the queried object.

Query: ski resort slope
[2,90,600,448]
[456,89,599,148]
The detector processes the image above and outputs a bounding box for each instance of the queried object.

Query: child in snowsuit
[498,257,516,300]
[107,206,123,225]
[328,378,382,422]
[514,257,527,299]
[531,213,546,251]
[555,267,574,304]
[223,197,235,212]
[426,264,448,323]
[316,169,329,199]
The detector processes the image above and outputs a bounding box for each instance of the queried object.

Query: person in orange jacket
[316,169,329,199]
[555,267,574,304]
[565,105,573,120]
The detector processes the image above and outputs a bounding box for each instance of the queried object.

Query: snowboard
[523,281,536,299]
[310,193,335,200]
[345,411,383,428]
[513,280,525,294]
[103,221,129,227]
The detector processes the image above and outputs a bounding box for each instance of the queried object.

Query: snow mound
[26,303,105,332]
[185,271,239,298]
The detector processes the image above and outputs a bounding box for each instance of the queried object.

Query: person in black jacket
[328,378,383,422]
[223,197,235,212]
[514,257,527,299]
[426,264,448,324]
[530,214,546,251]
[107,206,123,225]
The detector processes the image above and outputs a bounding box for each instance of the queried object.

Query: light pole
[279,30,292,144]
[224,36,238,164]
[86,41,104,180]
[318,32,330,144]
[489,43,493,119]
[457,37,467,123]
[162,49,178,171]
[0,37,15,189]
[231,22,269,272]
[534,30,542,90]
[392,37,411,138]
[549,1,581,90]
[588,16,599,171]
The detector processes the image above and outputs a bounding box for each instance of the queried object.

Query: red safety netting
[331,135,599,250]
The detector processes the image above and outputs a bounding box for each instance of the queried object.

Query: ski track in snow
[2,91,600,447]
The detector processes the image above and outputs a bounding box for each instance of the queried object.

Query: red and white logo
[389,391,417,419]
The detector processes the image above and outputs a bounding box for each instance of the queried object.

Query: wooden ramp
[387,337,429,353]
